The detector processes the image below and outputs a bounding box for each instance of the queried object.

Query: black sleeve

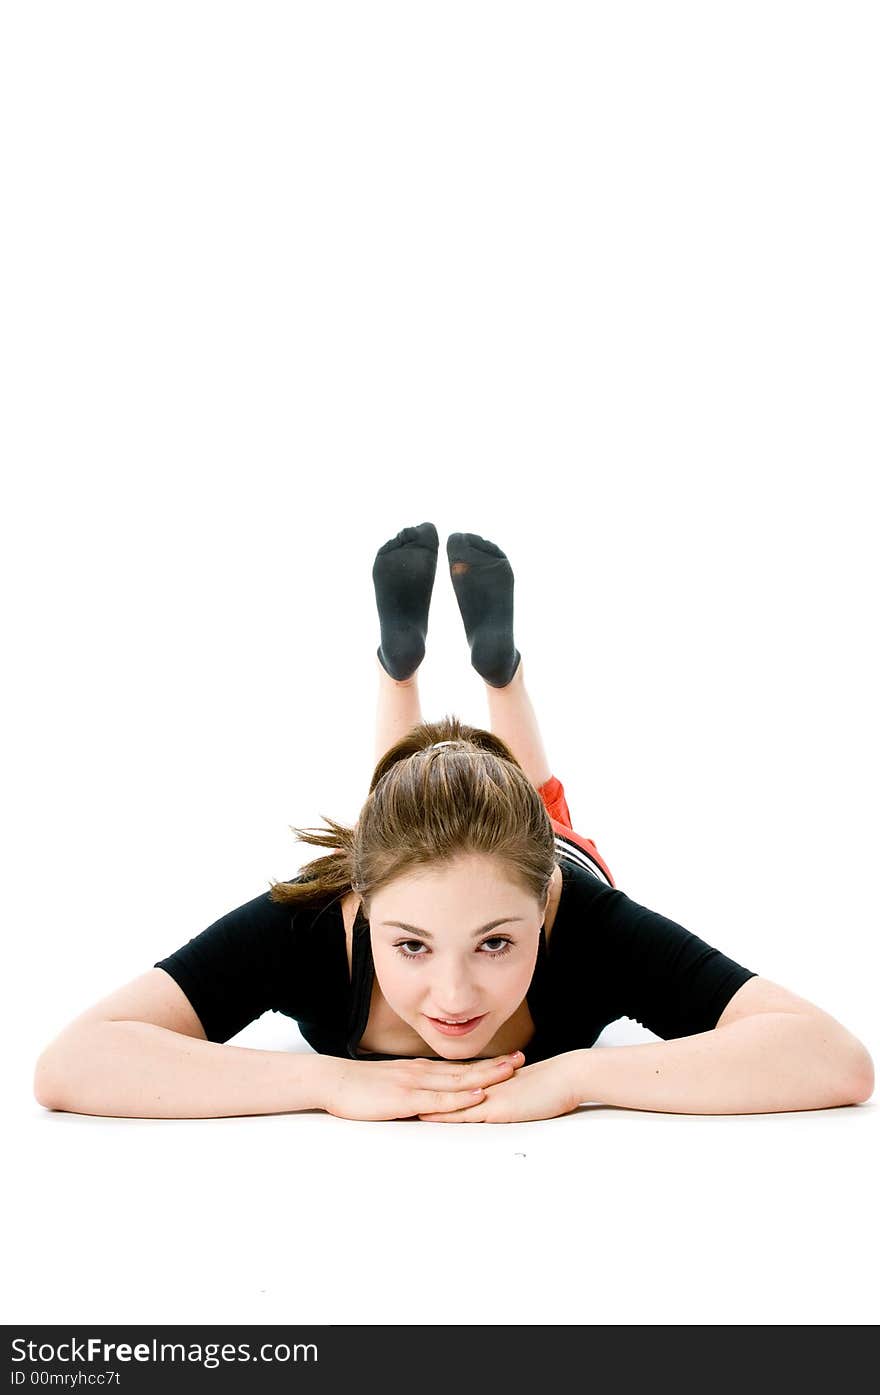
[587,880,759,1040]
[153,889,302,1043]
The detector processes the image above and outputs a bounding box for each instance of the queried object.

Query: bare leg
[484,655,553,790]
[372,648,551,792]
[374,652,423,768]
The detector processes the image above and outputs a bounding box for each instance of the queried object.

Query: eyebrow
[379,918,524,939]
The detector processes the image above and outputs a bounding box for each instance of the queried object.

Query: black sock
[372,522,439,680]
[446,532,521,687]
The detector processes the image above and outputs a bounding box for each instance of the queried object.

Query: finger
[422,1053,522,1089]
[459,1059,517,1088]
[417,1053,522,1069]
[425,1088,487,1112]
[418,1105,486,1122]
[483,1052,523,1073]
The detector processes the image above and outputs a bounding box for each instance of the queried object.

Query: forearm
[34,1020,334,1120]
[566,1013,872,1115]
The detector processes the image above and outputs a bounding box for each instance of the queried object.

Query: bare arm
[562,1011,874,1115]
[34,1019,334,1119]
[33,967,334,1119]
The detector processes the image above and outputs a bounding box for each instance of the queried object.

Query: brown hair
[267,713,558,918]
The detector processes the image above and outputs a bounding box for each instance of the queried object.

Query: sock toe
[378,521,439,558]
[372,522,439,681]
[446,531,519,686]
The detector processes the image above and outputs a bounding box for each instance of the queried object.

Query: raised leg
[370,521,552,791]
[484,655,553,791]
[374,652,423,769]
[372,648,551,791]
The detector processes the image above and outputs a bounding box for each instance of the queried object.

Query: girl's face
[366,853,549,1058]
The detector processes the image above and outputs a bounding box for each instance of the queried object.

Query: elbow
[33,1050,69,1112]
[815,1019,874,1106]
[847,1043,874,1105]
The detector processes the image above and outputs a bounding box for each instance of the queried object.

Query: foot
[372,522,439,681]
[446,532,521,688]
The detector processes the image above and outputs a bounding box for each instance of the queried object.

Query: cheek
[372,954,414,1001]
[505,957,536,1000]
[483,956,535,1009]
[377,959,415,1001]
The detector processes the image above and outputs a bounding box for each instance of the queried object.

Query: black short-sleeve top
[153,835,759,1062]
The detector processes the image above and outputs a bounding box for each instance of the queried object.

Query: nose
[429,974,481,1019]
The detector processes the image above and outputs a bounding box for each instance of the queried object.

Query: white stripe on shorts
[554,833,613,887]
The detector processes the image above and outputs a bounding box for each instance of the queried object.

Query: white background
[2,0,877,1328]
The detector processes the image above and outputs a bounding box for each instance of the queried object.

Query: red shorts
[537,773,616,888]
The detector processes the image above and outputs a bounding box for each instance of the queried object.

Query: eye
[481,938,513,957]
[393,938,514,962]
[394,941,428,960]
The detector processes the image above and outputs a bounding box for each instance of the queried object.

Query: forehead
[370,855,531,912]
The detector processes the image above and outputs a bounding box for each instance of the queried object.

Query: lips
[426,1013,487,1036]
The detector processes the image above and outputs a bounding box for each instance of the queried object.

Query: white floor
[4,0,878,1333]
[9,1015,876,1327]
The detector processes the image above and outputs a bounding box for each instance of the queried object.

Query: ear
[540,867,558,918]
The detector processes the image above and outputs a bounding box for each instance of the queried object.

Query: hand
[321,1051,524,1122]
[417,1051,583,1123]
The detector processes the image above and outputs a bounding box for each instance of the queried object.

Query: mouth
[425,1013,488,1036]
